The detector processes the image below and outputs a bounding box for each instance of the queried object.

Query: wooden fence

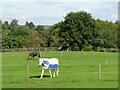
[97,48,119,52]
[0,47,119,52]
[0,47,59,52]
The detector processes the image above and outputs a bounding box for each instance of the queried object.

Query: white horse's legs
[56,69,59,76]
[53,69,59,77]
[49,69,52,78]
[40,69,44,78]
[53,69,56,77]
[40,69,59,78]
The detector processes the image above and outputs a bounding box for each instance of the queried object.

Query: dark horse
[58,46,68,51]
[28,52,40,60]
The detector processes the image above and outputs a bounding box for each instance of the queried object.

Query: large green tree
[50,11,102,50]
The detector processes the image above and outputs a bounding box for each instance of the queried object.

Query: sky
[0,0,119,25]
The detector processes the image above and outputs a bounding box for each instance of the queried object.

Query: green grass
[2,51,118,88]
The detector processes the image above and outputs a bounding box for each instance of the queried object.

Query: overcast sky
[0,0,119,25]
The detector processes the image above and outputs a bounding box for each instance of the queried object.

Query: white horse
[39,58,59,78]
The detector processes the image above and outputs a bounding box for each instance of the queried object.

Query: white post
[98,48,99,52]
[5,49,6,52]
[26,65,29,81]
[117,49,118,52]
[84,51,86,56]
[104,48,106,52]
[98,64,101,80]
[106,59,108,67]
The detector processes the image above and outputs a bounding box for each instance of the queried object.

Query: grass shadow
[29,75,50,78]
[27,58,38,60]
[101,80,118,82]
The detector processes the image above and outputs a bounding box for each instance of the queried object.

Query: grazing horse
[39,58,59,78]
[28,52,40,60]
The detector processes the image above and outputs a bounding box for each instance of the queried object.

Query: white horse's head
[39,58,43,66]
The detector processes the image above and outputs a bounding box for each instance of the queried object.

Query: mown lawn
[2,51,118,88]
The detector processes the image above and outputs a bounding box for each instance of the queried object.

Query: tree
[0,20,2,29]
[0,20,2,49]
[1,14,118,50]
[0,20,2,34]
[8,25,29,37]
[26,30,44,48]
[2,21,10,30]
[21,25,30,31]
[25,21,35,29]
[35,25,44,33]
[48,22,63,47]
[2,36,26,49]
[50,11,101,50]
[9,19,20,31]
[42,28,54,47]
[96,19,118,48]
[115,21,120,48]
[9,29,28,37]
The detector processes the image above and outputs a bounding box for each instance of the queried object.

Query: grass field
[2,51,118,88]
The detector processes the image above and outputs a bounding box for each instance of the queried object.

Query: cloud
[2,4,16,8]
[19,16,64,25]
[36,2,60,5]
[0,0,119,2]
[62,6,78,12]
[88,2,118,22]
[111,15,118,19]
[0,1,118,25]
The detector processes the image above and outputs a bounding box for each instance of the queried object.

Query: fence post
[104,48,106,52]
[106,59,108,67]
[98,64,101,80]
[98,48,99,52]
[26,65,29,81]
[117,49,118,52]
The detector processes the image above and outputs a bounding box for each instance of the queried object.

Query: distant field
[2,51,118,88]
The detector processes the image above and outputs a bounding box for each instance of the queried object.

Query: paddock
[2,51,118,88]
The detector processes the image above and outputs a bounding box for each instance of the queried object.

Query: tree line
[0,11,119,51]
